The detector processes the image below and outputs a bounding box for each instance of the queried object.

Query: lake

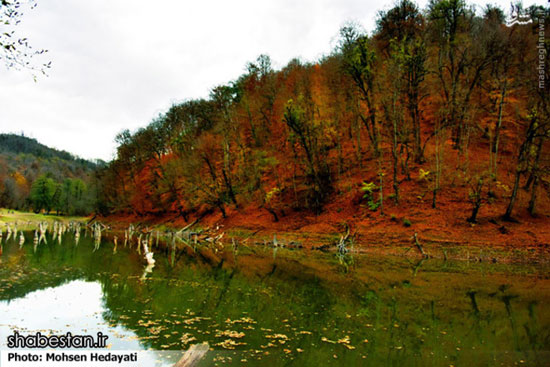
[0,230,549,366]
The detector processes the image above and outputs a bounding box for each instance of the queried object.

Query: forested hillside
[99,0,549,243]
[0,133,103,214]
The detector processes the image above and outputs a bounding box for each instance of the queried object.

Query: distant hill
[0,133,103,212]
[0,133,101,169]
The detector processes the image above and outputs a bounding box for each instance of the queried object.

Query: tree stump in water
[413,233,429,258]
[174,343,209,367]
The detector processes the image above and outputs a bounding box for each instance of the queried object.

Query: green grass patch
[0,208,88,230]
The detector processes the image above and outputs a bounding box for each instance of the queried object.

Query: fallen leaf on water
[216,339,246,350]
[337,336,351,344]
[216,330,245,339]
[180,333,196,345]
[265,334,288,340]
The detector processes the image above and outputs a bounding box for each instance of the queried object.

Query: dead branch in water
[336,223,353,254]
[176,219,199,234]
[413,233,429,258]
[174,343,209,367]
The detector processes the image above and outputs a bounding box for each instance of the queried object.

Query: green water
[0,231,549,366]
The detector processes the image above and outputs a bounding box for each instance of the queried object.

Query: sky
[0,0,542,161]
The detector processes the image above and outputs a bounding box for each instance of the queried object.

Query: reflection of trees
[98,250,338,351]
[0,233,140,301]
[2,232,550,366]
[0,270,79,301]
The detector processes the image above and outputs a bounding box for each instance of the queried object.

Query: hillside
[0,133,98,168]
[0,133,102,214]
[98,1,549,251]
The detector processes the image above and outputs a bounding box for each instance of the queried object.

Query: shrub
[418,168,430,181]
[360,181,380,211]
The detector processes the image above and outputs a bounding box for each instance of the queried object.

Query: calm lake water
[0,230,549,366]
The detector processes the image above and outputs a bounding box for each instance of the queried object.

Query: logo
[506,3,533,27]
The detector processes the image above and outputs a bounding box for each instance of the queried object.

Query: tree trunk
[179,207,189,222]
[392,119,399,204]
[504,117,537,220]
[432,188,438,209]
[504,170,521,220]
[217,203,226,218]
[412,104,423,163]
[221,168,238,206]
[468,200,481,223]
[266,207,279,222]
[528,176,539,216]
[492,81,507,178]
[523,138,543,191]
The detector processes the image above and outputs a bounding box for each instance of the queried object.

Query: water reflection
[0,281,105,339]
[0,231,549,366]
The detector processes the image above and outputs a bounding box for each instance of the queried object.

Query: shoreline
[1,208,548,266]
[98,210,550,266]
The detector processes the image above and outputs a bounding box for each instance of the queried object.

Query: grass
[0,209,89,230]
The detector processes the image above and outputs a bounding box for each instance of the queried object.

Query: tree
[376,0,424,53]
[0,0,50,75]
[283,97,332,212]
[376,0,427,163]
[30,174,55,213]
[504,13,550,219]
[55,178,88,215]
[478,5,519,180]
[466,172,490,223]
[96,1,550,227]
[210,85,240,207]
[339,24,380,157]
[427,0,492,152]
[380,40,407,203]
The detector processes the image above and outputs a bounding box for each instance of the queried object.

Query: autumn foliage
[99,1,550,233]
